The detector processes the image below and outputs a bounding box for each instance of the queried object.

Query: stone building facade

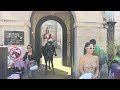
[0,11,118,78]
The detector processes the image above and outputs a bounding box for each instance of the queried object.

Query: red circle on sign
[9,47,21,59]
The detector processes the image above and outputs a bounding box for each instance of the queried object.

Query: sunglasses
[87,47,94,50]
[27,48,31,49]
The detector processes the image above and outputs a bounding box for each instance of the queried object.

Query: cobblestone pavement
[22,62,109,79]
[22,61,71,79]
[22,48,109,79]
[22,49,72,79]
[100,63,109,79]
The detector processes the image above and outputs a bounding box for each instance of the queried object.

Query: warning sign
[9,47,21,59]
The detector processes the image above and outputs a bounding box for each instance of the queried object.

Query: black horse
[42,41,57,74]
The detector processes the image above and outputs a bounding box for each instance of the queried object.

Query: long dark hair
[90,39,96,46]
[27,44,34,58]
[84,42,93,54]
[27,44,33,49]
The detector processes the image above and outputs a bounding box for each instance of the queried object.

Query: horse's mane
[44,41,55,57]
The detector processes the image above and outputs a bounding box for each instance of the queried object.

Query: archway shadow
[36,64,71,79]
[22,64,72,79]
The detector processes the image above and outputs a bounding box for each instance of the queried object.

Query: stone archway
[35,15,67,66]
[30,11,75,76]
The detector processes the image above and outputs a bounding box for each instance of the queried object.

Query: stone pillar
[0,46,8,79]
[72,26,80,78]
[107,21,117,61]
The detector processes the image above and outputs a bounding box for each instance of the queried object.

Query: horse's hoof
[55,54,57,56]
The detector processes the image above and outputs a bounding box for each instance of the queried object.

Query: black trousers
[36,48,43,67]
[37,59,40,67]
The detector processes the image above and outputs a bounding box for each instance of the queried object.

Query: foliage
[107,44,120,65]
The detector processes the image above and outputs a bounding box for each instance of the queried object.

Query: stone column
[107,21,117,61]
[0,46,8,79]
